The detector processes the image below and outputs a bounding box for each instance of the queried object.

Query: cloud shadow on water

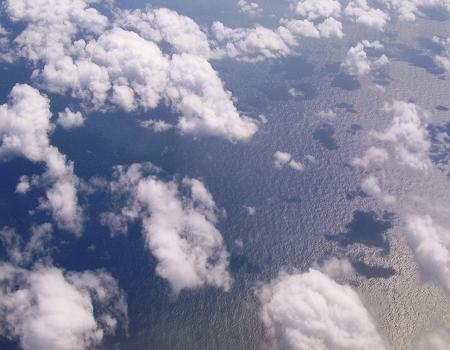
[313,123,338,150]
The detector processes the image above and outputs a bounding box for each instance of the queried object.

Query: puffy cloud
[373,100,431,171]
[237,0,263,17]
[273,151,305,171]
[353,146,390,168]
[432,36,450,72]
[5,2,258,142]
[0,262,127,350]
[361,175,396,204]
[381,0,450,21]
[114,7,211,57]
[406,215,450,293]
[212,17,343,62]
[258,268,386,350]
[294,0,342,20]
[57,108,85,130]
[139,119,173,133]
[0,84,82,233]
[341,41,389,77]
[344,0,390,31]
[103,163,232,294]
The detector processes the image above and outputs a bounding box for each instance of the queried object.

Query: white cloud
[381,0,450,22]
[0,84,82,233]
[314,257,356,280]
[406,215,450,293]
[341,42,389,77]
[361,175,396,204]
[5,2,258,143]
[258,268,386,350]
[273,151,304,171]
[372,100,431,171]
[243,205,256,215]
[433,36,450,72]
[344,0,390,31]
[104,163,232,294]
[114,7,211,58]
[0,262,127,350]
[317,109,337,119]
[294,0,342,20]
[139,119,173,133]
[237,0,263,17]
[57,108,85,130]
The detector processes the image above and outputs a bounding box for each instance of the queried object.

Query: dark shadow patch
[313,123,338,150]
[260,85,292,101]
[272,56,316,80]
[372,69,392,86]
[335,102,357,113]
[396,46,445,76]
[326,210,394,251]
[346,188,368,200]
[353,261,396,279]
[332,73,361,91]
[321,62,340,75]
[436,105,449,112]
[418,37,444,54]
[230,254,261,274]
[349,124,363,135]
[421,7,450,21]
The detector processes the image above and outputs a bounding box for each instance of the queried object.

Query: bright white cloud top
[258,268,386,350]
[0,84,82,233]
[0,262,127,350]
[103,163,232,295]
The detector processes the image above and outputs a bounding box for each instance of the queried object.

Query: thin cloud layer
[103,163,232,295]
[258,268,386,350]
[0,84,82,233]
[0,262,127,350]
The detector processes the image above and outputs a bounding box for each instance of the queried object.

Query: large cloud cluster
[4,1,258,142]
[258,268,386,350]
[102,163,232,295]
[0,262,127,350]
[0,84,82,233]
[344,0,390,31]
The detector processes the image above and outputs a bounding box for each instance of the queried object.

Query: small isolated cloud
[257,266,386,350]
[139,119,173,133]
[57,108,85,130]
[341,41,389,77]
[103,163,232,295]
[344,0,390,31]
[294,0,342,20]
[406,215,450,293]
[237,0,263,17]
[373,100,431,171]
[317,109,337,119]
[0,262,127,350]
[0,84,82,233]
[361,175,396,204]
[243,205,256,216]
[273,151,305,171]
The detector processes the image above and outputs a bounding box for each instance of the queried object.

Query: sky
[0,0,450,349]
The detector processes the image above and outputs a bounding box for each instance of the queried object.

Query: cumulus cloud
[361,175,396,204]
[211,17,343,62]
[294,0,342,20]
[103,163,232,294]
[372,100,431,171]
[0,262,127,350]
[273,151,304,171]
[381,0,450,22]
[433,36,450,72]
[57,108,85,130]
[344,0,390,31]
[139,119,173,133]
[341,41,389,77]
[0,84,82,233]
[258,267,386,350]
[406,215,450,293]
[237,0,263,17]
[5,1,258,142]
